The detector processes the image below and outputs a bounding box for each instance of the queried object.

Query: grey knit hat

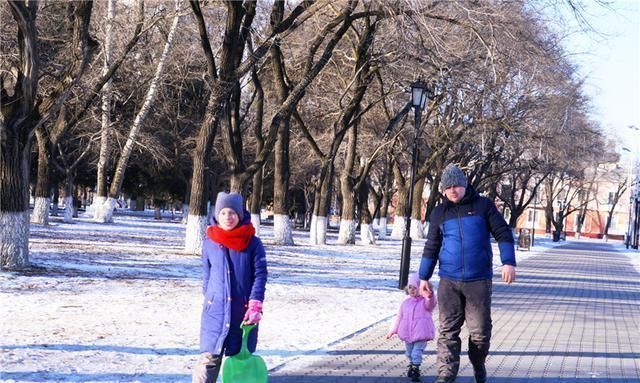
[439,164,468,192]
[214,192,244,221]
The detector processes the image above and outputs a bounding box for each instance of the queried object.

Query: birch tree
[95,0,183,223]
[93,0,116,219]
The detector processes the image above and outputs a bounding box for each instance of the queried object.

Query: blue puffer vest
[419,186,515,282]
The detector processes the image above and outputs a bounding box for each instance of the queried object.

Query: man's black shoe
[434,376,455,383]
[473,364,487,383]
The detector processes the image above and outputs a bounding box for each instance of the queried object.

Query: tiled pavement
[270,242,640,382]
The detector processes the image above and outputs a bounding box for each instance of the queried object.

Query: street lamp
[622,143,639,249]
[399,80,430,289]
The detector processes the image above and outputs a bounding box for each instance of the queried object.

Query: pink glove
[243,299,263,324]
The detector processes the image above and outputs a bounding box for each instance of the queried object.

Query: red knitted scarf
[206,223,256,252]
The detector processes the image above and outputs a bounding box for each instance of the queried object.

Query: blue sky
[558,0,640,148]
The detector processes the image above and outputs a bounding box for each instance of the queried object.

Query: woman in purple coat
[192,192,268,383]
[386,273,437,382]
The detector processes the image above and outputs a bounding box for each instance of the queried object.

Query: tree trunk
[310,160,334,245]
[250,167,264,236]
[378,155,393,240]
[391,162,408,239]
[1,3,39,270]
[270,28,294,245]
[358,178,375,245]
[185,105,219,254]
[1,143,31,270]
[94,0,115,220]
[273,117,294,245]
[338,122,358,245]
[100,5,181,223]
[51,184,59,217]
[545,203,553,236]
[32,130,52,225]
[249,66,265,235]
[63,175,75,223]
[410,178,425,239]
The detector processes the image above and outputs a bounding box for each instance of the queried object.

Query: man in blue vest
[419,164,516,383]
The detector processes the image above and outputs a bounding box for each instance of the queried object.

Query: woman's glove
[243,299,263,324]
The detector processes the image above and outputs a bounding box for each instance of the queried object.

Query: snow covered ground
[0,210,630,382]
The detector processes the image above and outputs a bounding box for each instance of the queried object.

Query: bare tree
[1,1,100,268]
[95,0,183,223]
[184,0,317,253]
[93,0,116,219]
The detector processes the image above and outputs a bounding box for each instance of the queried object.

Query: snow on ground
[620,243,640,274]
[0,210,595,382]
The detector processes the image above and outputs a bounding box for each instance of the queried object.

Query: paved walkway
[270,242,640,382]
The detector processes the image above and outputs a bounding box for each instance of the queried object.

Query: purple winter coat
[389,293,437,343]
[199,212,268,356]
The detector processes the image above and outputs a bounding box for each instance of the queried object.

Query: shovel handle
[238,323,257,358]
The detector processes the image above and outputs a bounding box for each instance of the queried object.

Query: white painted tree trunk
[378,217,388,240]
[273,214,294,245]
[97,197,117,223]
[410,218,425,240]
[63,196,74,223]
[309,215,328,245]
[181,203,189,224]
[309,215,317,244]
[359,223,376,245]
[390,216,406,238]
[31,197,50,225]
[185,214,208,254]
[92,196,106,220]
[251,213,261,237]
[338,219,356,244]
[0,211,30,269]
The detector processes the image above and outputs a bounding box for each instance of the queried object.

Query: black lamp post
[398,80,429,289]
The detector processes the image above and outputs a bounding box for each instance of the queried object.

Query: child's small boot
[408,364,421,382]
[192,352,222,383]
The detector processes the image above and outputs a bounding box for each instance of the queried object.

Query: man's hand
[502,264,516,284]
[420,279,433,298]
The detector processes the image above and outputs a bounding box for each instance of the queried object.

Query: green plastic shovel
[221,323,268,383]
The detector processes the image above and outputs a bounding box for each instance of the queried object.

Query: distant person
[193,192,268,383]
[386,273,438,382]
[419,164,516,383]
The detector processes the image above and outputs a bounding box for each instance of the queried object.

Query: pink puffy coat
[389,293,437,343]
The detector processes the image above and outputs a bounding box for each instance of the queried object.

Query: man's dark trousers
[437,278,492,379]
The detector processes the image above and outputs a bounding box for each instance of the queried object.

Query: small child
[386,273,437,382]
[193,192,268,383]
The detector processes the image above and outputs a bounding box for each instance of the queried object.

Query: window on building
[610,214,622,231]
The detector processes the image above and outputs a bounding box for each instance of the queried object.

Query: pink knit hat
[408,273,420,289]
